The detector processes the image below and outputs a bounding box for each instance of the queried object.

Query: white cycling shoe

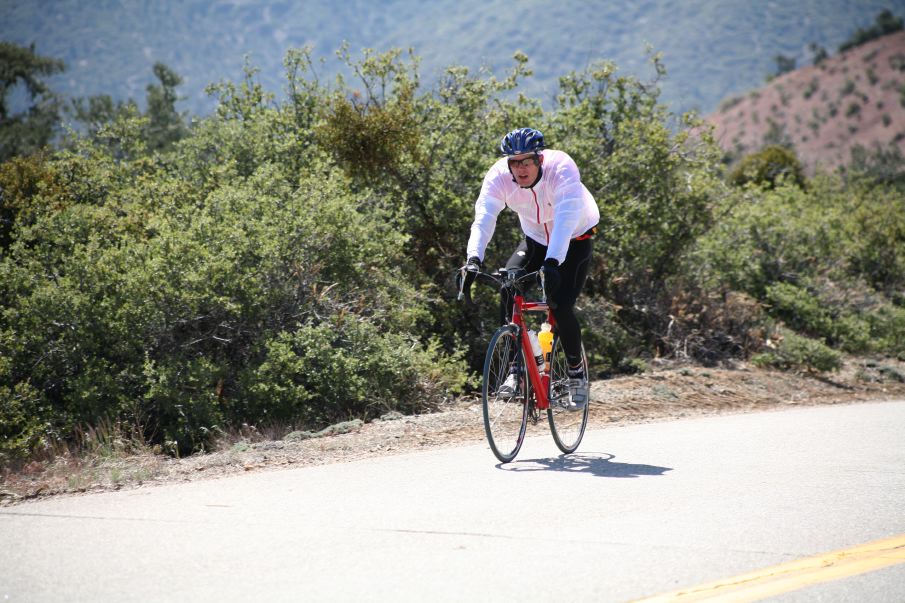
[497,372,519,398]
[566,368,589,411]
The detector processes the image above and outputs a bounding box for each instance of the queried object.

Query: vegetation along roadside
[2,13,904,493]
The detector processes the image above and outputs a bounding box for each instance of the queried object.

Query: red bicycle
[460,268,589,463]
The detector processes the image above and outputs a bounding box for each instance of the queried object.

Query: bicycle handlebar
[457,266,546,306]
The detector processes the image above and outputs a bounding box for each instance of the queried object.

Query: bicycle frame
[510,293,555,411]
[459,266,557,408]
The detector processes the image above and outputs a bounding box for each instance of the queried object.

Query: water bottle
[538,322,554,373]
[527,329,545,372]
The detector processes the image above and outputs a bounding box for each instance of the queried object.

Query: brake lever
[457,266,478,306]
[539,269,546,304]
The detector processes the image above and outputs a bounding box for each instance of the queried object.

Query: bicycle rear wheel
[547,337,589,454]
[482,325,529,463]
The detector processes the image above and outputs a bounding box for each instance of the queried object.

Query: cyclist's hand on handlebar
[539,258,561,308]
[456,256,482,304]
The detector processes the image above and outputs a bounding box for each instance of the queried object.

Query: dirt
[2,357,904,506]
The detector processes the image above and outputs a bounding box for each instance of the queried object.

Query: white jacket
[466,150,600,264]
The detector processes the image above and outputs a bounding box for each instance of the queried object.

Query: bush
[573,294,640,373]
[867,305,905,359]
[846,184,905,292]
[751,330,842,372]
[241,320,466,428]
[765,282,834,339]
[7,42,904,464]
[664,287,768,364]
[763,281,878,353]
[547,55,724,359]
[0,379,51,465]
[0,105,468,459]
[729,145,804,188]
[690,171,905,361]
[691,179,836,296]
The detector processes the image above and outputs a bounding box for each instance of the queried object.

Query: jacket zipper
[532,189,549,244]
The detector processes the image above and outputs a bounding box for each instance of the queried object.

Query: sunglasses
[507,156,540,169]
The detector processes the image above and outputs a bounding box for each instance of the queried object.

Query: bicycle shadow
[499,453,672,478]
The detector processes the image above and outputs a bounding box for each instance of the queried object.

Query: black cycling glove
[457,256,482,302]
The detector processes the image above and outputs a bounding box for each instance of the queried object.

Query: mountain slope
[704,31,905,171]
[3,0,904,118]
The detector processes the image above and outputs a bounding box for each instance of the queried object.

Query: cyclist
[460,127,600,409]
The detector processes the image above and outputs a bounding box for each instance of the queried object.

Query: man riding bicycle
[460,127,600,409]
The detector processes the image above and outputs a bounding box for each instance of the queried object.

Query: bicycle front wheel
[547,337,589,454]
[482,325,529,463]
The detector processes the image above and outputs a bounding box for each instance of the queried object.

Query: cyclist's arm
[546,157,598,263]
[466,172,508,262]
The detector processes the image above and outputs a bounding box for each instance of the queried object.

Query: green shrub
[751,330,842,372]
[729,145,805,188]
[0,378,51,465]
[879,365,905,382]
[0,114,467,459]
[832,314,873,353]
[547,55,723,359]
[866,305,905,358]
[7,41,905,464]
[763,282,878,353]
[803,79,819,99]
[691,180,834,296]
[765,282,833,338]
[573,294,640,372]
[691,171,904,360]
[845,182,905,290]
[241,320,466,428]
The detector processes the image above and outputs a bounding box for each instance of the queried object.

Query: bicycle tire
[546,337,589,454]
[482,325,529,463]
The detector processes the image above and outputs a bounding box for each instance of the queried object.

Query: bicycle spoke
[547,338,589,454]
[482,326,529,463]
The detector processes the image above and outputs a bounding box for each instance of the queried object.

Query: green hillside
[3,0,905,117]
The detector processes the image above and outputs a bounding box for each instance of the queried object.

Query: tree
[69,94,136,139]
[839,10,904,52]
[0,42,65,162]
[65,62,187,156]
[808,42,828,66]
[770,54,796,80]
[144,62,188,151]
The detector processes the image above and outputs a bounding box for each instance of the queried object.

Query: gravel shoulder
[3,357,905,505]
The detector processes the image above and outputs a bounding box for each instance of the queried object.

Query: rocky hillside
[704,31,905,172]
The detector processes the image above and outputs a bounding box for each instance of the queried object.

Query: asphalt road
[3,400,904,602]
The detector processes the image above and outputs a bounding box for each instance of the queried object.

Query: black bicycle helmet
[500,127,545,156]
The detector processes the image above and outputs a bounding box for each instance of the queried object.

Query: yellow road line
[634,533,905,602]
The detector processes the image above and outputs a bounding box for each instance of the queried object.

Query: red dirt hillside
[704,31,905,172]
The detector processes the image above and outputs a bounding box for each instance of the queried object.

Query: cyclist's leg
[551,237,594,409]
[550,236,594,368]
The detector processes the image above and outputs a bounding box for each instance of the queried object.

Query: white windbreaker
[466,150,600,264]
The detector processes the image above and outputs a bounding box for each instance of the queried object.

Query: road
[2,400,904,602]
